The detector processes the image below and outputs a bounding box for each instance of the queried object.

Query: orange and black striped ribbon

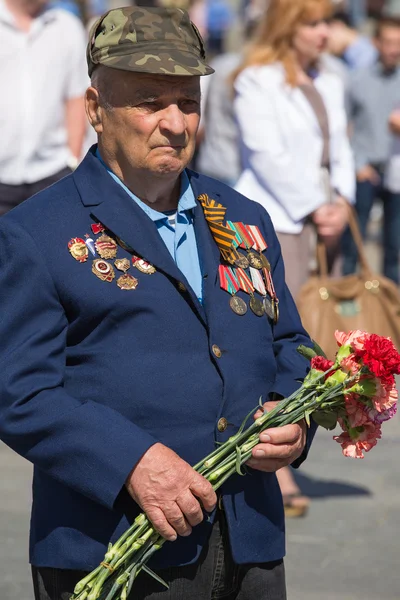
[198,194,241,265]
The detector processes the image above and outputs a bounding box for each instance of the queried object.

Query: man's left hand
[246,402,307,472]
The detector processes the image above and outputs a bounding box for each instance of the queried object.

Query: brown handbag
[296,208,400,360]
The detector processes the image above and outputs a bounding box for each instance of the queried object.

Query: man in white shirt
[0,0,88,215]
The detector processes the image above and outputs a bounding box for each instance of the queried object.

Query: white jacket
[234,63,355,234]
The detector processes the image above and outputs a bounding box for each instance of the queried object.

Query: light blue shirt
[95,150,203,303]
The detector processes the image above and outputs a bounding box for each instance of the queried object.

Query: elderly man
[0,7,315,600]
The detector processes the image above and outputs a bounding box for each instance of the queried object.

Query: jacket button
[177,282,187,293]
[217,418,228,432]
[212,344,222,358]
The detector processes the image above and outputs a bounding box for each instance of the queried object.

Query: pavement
[0,232,399,600]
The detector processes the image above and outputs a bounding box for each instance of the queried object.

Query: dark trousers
[0,167,71,217]
[32,513,286,600]
[342,178,400,284]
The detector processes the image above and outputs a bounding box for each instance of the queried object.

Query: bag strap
[317,204,373,278]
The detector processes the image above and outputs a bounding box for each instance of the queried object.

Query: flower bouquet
[71,330,400,600]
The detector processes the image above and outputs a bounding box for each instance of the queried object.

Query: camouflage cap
[87,6,214,77]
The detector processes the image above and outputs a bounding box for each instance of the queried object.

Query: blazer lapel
[73,151,208,323]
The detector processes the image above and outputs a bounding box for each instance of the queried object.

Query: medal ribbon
[219,265,239,295]
[236,268,254,295]
[246,225,268,252]
[198,194,242,265]
[250,267,266,296]
[91,223,105,235]
[233,222,255,249]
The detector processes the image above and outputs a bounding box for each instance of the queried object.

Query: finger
[246,456,288,472]
[163,502,192,537]
[251,442,293,461]
[253,401,279,420]
[259,425,302,445]
[190,474,217,513]
[176,491,203,527]
[146,506,178,542]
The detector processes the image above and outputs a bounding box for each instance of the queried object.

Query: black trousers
[0,167,71,217]
[32,513,286,600]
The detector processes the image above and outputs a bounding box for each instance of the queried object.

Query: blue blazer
[0,148,315,571]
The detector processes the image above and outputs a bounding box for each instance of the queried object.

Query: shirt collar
[95,148,196,223]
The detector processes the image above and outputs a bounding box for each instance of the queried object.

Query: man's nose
[159,104,186,136]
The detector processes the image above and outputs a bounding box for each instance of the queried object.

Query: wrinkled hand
[125,443,217,542]
[356,165,380,184]
[312,197,348,241]
[246,402,307,472]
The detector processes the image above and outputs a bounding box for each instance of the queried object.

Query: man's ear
[85,87,103,133]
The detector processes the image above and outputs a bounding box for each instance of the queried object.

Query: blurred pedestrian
[328,10,378,68]
[233,0,355,517]
[342,17,400,284]
[0,0,88,216]
[206,0,233,56]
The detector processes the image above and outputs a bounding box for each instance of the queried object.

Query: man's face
[89,71,201,180]
[376,26,400,69]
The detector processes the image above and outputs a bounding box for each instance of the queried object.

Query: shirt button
[177,282,187,293]
[212,344,222,358]
[217,418,228,432]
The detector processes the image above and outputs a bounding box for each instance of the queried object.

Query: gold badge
[95,234,118,259]
[117,273,138,290]
[92,259,115,282]
[132,256,156,274]
[68,238,89,263]
[114,258,131,272]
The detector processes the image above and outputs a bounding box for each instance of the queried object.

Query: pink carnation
[340,353,361,377]
[334,421,382,459]
[372,379,398,413]
[335,330,367,351]
[345,397,369,427]
[367,403,397,424]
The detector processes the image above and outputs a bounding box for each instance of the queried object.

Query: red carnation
[355,334,400,387]
[311,356,335,373]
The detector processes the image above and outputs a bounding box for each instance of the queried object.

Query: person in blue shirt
[0,6,315,600]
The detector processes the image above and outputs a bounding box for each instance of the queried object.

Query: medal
[91,223,106,235]
[263,296,275,320]
[234,254,250,269]
[132,256,156,274]
[230,296,248,316]
[85,234,96,257]
[273,299,280,325]
[250,267,266,296]
[117,273,138,290]
[219,265,248,315]
[92,259,115,282]
[114,258,131,272]
[68,237,89,263]
[95,234,118,259]
[247,250,263,270]
[250,295,265,317]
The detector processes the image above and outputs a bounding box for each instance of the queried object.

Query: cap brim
[89,50,214,77]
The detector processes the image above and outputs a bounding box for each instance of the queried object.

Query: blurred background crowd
[1,0,400,516]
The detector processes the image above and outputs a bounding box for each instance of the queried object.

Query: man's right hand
[125,443,217,542]
[356,165,380,184]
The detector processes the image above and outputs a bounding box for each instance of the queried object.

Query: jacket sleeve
[234,68,326,222]
[258,207,318,466]
[0,218,158,510]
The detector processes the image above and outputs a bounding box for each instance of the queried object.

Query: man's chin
[151,157,191,177]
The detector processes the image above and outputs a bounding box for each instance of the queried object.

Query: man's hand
[125,443,217,542]
[356,165,380,184]
[311,197,348,240]
[246,402,307,472]
[389,110,400,135]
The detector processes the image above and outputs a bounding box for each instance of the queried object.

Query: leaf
[235,445,245,476]
[237,404,260,436]
[141,565,169,590]
[304,410,311,427]
[312,410,338,430]
[312,340,328,359]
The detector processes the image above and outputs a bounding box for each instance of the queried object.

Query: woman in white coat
[234,0,355,516]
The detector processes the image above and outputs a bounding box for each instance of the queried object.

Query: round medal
[247,250,263,270]
[117,273,138,290]
[273,300,280,324]
[263,296,275,320]
[229,296,248,316]
[68,238,89,263]
[95,234,118,259]
[92,259,115,282]
[234,255,250,270]
[250,295,265,317]
[260,254,271,271]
